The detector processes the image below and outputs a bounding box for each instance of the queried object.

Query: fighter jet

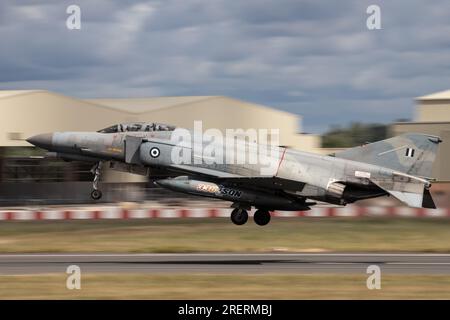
[27,122,442,225]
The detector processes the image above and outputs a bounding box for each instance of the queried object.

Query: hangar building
[0,90,318,150]
[0,90,319,184]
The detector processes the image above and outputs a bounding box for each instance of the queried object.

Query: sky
[1,0,450,133]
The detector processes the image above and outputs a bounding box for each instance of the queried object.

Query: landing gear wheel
[230,208,248,225]
[91,189,102,200]
[254,209,271,226]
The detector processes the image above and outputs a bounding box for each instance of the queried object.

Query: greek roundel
[405,147,415,158]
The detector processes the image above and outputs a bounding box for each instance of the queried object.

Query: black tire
[230,208,248,225]
[254,209,271,226]
[91,189,102,200]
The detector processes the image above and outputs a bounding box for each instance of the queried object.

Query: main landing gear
[230,208,248,225]
[90,162,103,200]
[230,208,271,226]
[253,209,271,226]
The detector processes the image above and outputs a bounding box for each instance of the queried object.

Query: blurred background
[1,1,450,208]
[0,89,448,207]
[1,1,450,300]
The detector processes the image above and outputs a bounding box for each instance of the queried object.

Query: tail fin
[334,133,442,179]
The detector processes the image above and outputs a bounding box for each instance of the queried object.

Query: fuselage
[27,128,429,209]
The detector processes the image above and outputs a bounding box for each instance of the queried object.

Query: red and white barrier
[0,206,449,221]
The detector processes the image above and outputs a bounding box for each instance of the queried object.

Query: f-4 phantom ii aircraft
[27,122,442,226]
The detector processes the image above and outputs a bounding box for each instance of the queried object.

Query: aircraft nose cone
[26,133,53,149]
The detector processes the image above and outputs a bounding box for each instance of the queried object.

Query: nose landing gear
[91,189,102,200]
[90,162,103,200]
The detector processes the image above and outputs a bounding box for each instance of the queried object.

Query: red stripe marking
[328,208,335,217]
[180,209,188,218]
[64,211,71,220]
[356,206,366,217]
[6,212,13,221]
[417,208,425,218]
[35,211,42,220]
[122,209,129,219]
[93,211,101,219]
[275,148,287,176]
[387,207,396,217]
[152,209,159,218]
[208,209,217,218]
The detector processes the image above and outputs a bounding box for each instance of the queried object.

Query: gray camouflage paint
[27,124,442,209]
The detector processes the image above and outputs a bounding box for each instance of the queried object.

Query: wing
[170,164,243,178]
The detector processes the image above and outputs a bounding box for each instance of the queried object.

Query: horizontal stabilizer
[388,190,423,208]
[370,175,433,208]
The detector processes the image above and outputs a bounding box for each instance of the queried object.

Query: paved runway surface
[0,253,449,275]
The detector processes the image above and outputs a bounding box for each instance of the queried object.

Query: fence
[1,205,449,221]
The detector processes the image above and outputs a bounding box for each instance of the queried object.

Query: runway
[0,253,449,275]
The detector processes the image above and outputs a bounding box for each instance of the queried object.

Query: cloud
[1,0,450,132]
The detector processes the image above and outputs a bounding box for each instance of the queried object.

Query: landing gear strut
[254,209,271,226]
[230,208,248,225]
[90,162,103,200]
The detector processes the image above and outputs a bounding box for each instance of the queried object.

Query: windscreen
[98,123,175,133]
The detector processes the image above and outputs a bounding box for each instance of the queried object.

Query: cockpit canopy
[98,122,176,133]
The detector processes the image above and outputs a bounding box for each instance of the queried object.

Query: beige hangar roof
[416,89,450,101]
[0,90,43,99]
[86,96,218,113]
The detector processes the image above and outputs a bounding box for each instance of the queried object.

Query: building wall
[0,91,131,146]
[293,134,321,153]
[417,100,450,122]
